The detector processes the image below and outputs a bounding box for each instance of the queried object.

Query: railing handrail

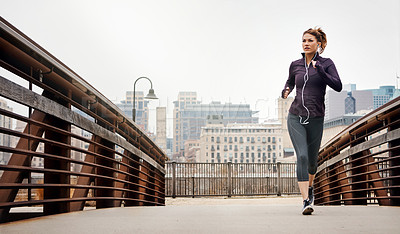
[0,16,166,222]
[0,16,166,165]
[320,95,400,153]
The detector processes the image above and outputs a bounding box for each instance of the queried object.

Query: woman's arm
[315,59,342,92]
[281,62,295,98]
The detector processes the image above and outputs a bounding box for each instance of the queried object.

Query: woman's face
[302,33,319,55]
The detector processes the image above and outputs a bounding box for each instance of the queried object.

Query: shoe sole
[302,207,314,215]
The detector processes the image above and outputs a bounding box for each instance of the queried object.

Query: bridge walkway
[1,196,399,234]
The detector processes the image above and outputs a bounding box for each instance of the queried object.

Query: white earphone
[299,51,318,125]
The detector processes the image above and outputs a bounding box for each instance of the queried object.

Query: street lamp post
[132,76,158,122]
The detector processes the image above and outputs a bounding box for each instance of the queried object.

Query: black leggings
[287,113,324,182]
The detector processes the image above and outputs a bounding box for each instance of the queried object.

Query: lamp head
[145,88,158,99]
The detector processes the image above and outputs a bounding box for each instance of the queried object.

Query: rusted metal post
[43,114,71,215]
[192,176,195,198]
[124,153,141,206]
[277,162,281,196]
[95,138,116,209]
[228,162,232,197]
[172,162,176,198]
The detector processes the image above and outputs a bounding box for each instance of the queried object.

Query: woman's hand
[282,87,290,99]
[312,60,317,68]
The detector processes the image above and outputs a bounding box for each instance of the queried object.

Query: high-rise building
[0,98,13,165]
[155,107,167,153]
[325,90,349,120]
[173,92,200,161]
[115,91,150,131]
[173,92,258,161]
[325,84,374,120]
[368,86,398,109]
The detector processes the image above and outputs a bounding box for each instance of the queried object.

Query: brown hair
[303,27,327,54]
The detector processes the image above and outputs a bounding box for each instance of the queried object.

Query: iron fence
[166,162,299,197]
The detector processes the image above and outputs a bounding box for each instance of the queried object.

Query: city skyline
[1,1,399,113]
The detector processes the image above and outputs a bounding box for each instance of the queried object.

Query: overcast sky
[1,0,399,135]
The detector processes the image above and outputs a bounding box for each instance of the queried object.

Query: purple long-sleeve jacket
[282,53,342,117]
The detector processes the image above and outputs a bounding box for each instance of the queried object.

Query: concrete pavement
[1,196,399,234]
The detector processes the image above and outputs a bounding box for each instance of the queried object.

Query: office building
[325,84,374,120]
[173,92,258,161]
[199,118,283,163]
[368,86,398,109]
[155,107,167,153]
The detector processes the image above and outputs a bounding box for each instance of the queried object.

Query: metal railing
[315,96,400,206]
[0,17,166,222]
[166,162,299,197]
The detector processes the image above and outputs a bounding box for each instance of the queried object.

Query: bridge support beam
[95,138,116,209]
[43,115,71,215]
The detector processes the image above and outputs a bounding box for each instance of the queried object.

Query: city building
[155,107,167,154]
[115,91,150,131]
[368,86,398,109]
[173,91,200,161]
[173,92,258,161]
[325,84,400,121]
[199,118,283,163]
[277,97,294,157]
[0,98,13,165]
[184,139,200,162]
[166,138,173,160]
[321,114,364,147]
[325,84,378,120]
